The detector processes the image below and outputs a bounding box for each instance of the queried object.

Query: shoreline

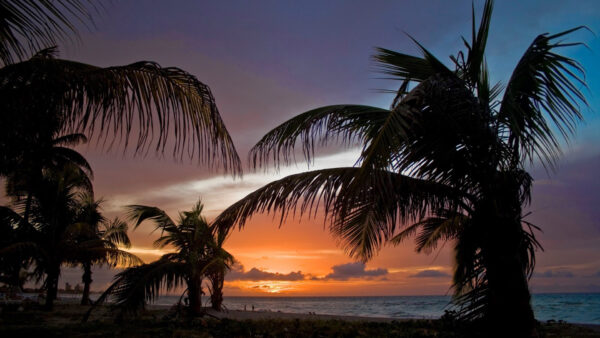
[149,305,400,322]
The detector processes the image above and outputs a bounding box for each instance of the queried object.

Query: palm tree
[213,1,587,335]
[19,163,95,309]
[205,229,234,311]
[73,195,142,305]
[91,200,233,316]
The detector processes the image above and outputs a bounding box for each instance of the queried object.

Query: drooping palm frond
[127,205,176,231]
[214,167,460,260]
[390,210,468,254]
[93,258,187,315]
[101,217,132,248]
[0,0,99,65]
[497,26,588,170]
[250,105,390,168]
[95,245,144,267]
[0,51,241,172]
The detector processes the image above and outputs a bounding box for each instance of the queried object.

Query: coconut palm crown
[213,0,587,334]
[90,199,233,317]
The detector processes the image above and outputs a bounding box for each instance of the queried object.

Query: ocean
[142,293,600,324]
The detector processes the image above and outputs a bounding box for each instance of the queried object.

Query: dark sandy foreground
[172,307,397,322]
[0,303,598,337]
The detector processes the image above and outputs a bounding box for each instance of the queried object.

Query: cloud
[409,270,450,278]
[226,263,306,281]
[318,262,388,281]
[534,269,575,278]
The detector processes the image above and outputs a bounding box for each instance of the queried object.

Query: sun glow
[228,280,301,294]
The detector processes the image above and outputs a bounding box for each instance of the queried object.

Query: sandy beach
[165,307,399,323]
[1,303,599,337]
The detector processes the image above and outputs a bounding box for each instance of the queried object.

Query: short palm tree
[214,1,587,335]
[73,195,142,305]
[17,163,95,309]
[204,229,234,311]
[92,200,233,316]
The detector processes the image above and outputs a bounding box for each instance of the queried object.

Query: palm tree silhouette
[205,228,234,311]
[15,163,95,309]
[73,195,142,305]
[91,200,233,316]
[214,1,587,334]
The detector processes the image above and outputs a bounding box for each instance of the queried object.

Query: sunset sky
[15,0,600,296]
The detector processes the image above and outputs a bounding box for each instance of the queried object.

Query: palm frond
[214,167,458,260]
[0,54,241,172]
[51,146,94,179]
[0,0,99,65]
[102,217,132,248]
[390,210,468,254]
[497,26,588,170]
[102,258,187,314]
[52,133,88,147]
[101,247,144,267]
[373,37,453,83]
[464,0,493,91]
[249,105,390,169]
[127,205,175,231]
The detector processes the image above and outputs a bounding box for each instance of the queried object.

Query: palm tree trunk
[81,261,92,305]
[209,271,224,311]
[481,178,536,336]
[483,227,535,336]
[45,263,60,310]
[187,275,204,315]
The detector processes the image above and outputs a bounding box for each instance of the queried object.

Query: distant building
[74,283,82,292]
[65,282,73,291]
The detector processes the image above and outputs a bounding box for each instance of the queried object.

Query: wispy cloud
[104,149,361,217]
[230,249,342,260]
[409,270,450,278]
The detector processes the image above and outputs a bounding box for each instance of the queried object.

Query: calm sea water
[58,292,599,324]
[147,293,600,324]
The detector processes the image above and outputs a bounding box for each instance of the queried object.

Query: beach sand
[183,307,398,322]
[1,303,598,336]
